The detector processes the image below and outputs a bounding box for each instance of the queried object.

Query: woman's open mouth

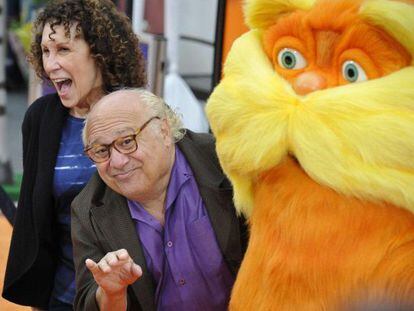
[53,78,72,97]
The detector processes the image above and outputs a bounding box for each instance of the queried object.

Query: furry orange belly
[230,157,414,310]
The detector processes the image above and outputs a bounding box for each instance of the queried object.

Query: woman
[2,0,146,309]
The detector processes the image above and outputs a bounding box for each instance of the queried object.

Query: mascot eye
[277,48,307,70]
[342,60,367,83]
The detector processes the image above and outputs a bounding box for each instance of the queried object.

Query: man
[71,89,248,310]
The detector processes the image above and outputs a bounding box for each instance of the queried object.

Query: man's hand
[86,249,142,310]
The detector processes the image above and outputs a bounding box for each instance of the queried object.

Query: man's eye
[94,146,108,156]
[120,136,135,147]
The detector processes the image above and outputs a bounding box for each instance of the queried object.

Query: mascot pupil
[206,0,414,310]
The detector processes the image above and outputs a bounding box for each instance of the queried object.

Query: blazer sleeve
[71,195,102,311]
[71,191,135,311]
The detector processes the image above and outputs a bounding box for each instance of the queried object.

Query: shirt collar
[127,147,192,223]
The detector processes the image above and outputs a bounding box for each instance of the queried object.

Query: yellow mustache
[206,30,414,216]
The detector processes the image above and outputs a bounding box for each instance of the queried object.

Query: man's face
[86,93,174,202]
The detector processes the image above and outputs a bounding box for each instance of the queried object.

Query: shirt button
[167,241,173,247]
[178,279,186,285]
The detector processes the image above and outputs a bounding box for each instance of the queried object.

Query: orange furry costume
[206,0,414,309]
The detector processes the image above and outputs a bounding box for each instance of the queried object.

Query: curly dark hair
[29,0,147,92]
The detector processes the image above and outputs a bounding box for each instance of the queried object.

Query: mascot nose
[293,71,327,95]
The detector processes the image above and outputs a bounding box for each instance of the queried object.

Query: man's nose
[293,71,327,96]
[109,148,130,169]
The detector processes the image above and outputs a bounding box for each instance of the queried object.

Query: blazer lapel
[177,135,245,275]
[90,188,156,310]
[198,183,244,274]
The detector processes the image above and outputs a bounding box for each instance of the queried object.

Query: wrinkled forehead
[86,115,139,146]
[86,95,149,144]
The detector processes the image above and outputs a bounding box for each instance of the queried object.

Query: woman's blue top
[52,115,96,305]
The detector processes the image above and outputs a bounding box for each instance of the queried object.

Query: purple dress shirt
[128,147,234,310]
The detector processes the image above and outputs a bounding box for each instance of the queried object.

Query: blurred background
[0,0,248,309]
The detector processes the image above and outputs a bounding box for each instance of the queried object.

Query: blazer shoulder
[178,130,230,188]
[184,130,215,145]
[182,130,217,158]
[72,173,106,214]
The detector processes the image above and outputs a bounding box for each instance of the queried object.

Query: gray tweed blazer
[71,130,248,311]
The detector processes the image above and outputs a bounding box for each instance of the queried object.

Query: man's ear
[160,118,173,146]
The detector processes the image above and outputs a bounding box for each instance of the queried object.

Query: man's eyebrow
[89,127,136,146]
[114,127,136,135]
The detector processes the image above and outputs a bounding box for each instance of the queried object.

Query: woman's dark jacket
[2,93,68,308]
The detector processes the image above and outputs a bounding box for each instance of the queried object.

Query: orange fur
[222,0,414,309]
[230,157,414,310]
[315,31,340,69]
[262,0,412,88]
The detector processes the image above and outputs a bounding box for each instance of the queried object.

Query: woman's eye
[277,48,307,70]
[342,60,367,83]
[58,47,70,53]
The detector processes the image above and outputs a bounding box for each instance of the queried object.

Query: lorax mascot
[206,0,414,309]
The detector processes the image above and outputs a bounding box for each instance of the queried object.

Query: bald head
[83,89,148,147]
[82,88,182,202]
[89,89,144,118]
[83,88,184,148]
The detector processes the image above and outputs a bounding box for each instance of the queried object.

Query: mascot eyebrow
[359,0,414,60]
[246,0,414,53]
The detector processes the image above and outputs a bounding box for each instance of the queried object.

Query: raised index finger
[114,248,130,261]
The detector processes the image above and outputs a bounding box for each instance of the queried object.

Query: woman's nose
[43,54,61,73]
[293,71,327,96]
